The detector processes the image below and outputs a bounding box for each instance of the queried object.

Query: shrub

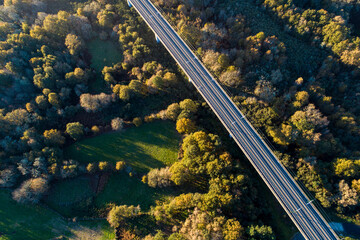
[99,161,111,171]
[111,117,124,131]
[116,161,126,171]
[0,168,18,188]
[133,117,142,127]
[147,167,173,188]
[86,163,97,173]
[165,103,181,121]
[43,129,65,146]
[60,160,79,178]
[80,93,114,112]
[141,175,148,184]
[107,205,141,228]
[179,99,197,113]
[91,125,100,135]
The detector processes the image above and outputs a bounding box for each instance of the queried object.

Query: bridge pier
[155,35,160,43]
[127,0,132,7]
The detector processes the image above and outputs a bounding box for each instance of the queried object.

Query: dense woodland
[0,0,360,239]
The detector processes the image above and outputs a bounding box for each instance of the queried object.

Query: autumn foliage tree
[176,118,196,134]
[12,178,49,204]
[43,129,65,146]
[65,33,84,55]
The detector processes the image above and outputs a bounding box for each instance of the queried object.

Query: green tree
[65,34,84,55]
[118,85,132,101]
[5,108,29,126]
[129,80,146,95]
[48,92,60,107]
[218,54,230,69]
[179,99,197,113]
[35,95,49,110]
[43,129,65,146]
[352,179,360,193]
[107,205,141,228]
[166,103,181,121]
[170,131,229,184]
[65,68,88,86]
[33,72,55,90]
[153,231,166,240]
[224,219,244,240]
[168,233,186,240]
[334,158,360,178]
[65,122,84,140]
[247,225,275,240]
[293,91,309,108]
[97,10,115,28]
[163,72,177,85]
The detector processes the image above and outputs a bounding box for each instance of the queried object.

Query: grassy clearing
[87,38,123,93]
[44,177,96,217]
[0,190,70,240]
[65,121,180,173]
[48,121,180,217]
[88,38,123,72]
[95,173,175,210]
[0,189,114,240]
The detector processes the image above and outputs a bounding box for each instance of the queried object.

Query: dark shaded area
[216,0,327,78]
[343,222,360,239]
[350,7,360,35]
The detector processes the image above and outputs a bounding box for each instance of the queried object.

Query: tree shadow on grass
[95,173,176,211]
[65,122,180,173]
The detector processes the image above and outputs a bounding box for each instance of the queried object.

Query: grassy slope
[0,190,69,240]
[95,173,175,210]
[64,121,180,173]
[0,190,115,240]
[0,122,179,238]
[52,121,180,215]
[44,177,96,217]
[87,38,123,93]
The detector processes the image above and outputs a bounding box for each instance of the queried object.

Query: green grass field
[87,38,123,93]
[0,122,179,239]
[95,173,175,210]
[65,121,180,173]
[44,177,96,217]
[0,190,114,240]
[0,190,69,240]
[45,121,180,217]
